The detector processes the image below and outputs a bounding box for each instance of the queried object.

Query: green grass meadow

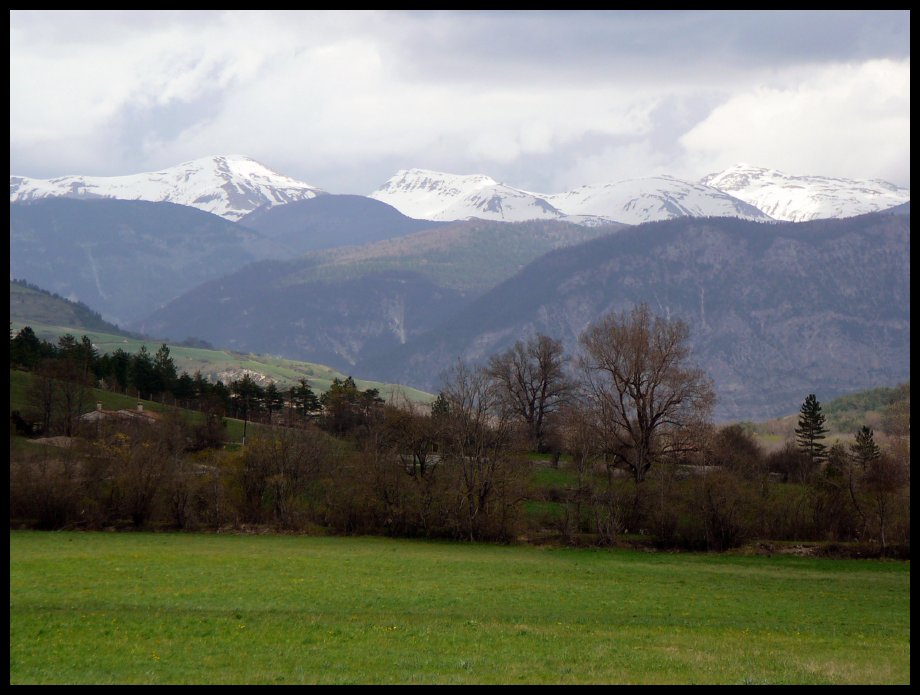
[9,532,910,684]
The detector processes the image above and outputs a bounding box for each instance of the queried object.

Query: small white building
[80,402,161,425]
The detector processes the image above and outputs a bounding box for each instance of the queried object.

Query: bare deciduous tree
[486,334,571,452]
[439,360,522,541]
[109,417,184,527]
[26,358,91,437]
[241,425,327,527]
[578,303,714,484]
[861,453,909,553]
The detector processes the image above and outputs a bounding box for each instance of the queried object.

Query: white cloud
[680,59,911,186]
[9,12,292,174]
[550,141,677,192]
[9,12,911,191]
[146,46,661,191]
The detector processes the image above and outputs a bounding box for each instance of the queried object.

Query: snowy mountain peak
[371,168,771,225]
[438,183,566,223]
[11,157,908,227]
[701,164,910,222]
[544,176,773,225]
[10,155,324,222]
[369,169,502,220]
[378,168,500,192]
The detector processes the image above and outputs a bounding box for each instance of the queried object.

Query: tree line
[10,326,385,443]
[9,307,910,554]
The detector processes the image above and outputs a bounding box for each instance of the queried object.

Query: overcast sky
[9,10,911,193]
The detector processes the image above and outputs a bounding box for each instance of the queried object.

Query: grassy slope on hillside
[10,280,128,334]
[9,532,910,685]
[284,220,621,292]
[11,322,433,404]
[740,382,909,451]
[10,369,247,442]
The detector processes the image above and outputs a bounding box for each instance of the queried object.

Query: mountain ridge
[370,168,772,225]
[700,164,910,221]
[238,194,448,255]
[139,218,627,368]
[9,197,283,324]
[358,211,910,421]
[12,155,909,225]
[10,154,323,222]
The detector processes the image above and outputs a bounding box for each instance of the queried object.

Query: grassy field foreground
[9,532,910,684]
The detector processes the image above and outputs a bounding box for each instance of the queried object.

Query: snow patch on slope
[437,183,566,222]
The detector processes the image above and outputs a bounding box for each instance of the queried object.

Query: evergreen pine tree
[850,425,881,470]
[230,374,264,441]
[795,393,829,463]
[10,326,50,369]
[292,378,320,424]
[153,344,178,396]
[130,345,156,399]
[264,382,284,423]
[430,392,451,420]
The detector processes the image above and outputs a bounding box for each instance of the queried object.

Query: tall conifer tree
[795,393,829,463]
[850,425,881,470]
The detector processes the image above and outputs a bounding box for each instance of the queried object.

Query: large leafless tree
[486,334,571,452]
[440,360,522,541]
[578,303,714,484]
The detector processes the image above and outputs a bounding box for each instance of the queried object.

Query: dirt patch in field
[748,541,910,560]
[27,436,76,448]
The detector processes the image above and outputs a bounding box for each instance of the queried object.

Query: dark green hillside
[364,212,910,422]
[285,218,626,292]
[10,322,433,406]
[9,280,130,335]
[239,194,447,254]
[880,201,910,216]
[141,218,623,371]
[9,368,248,442]
[823,382,909,433]
[738,381,910,450]
[9,198,282,325]
[142,266,470,374]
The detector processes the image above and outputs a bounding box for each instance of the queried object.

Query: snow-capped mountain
[701,164,910,222]
[11,157,909,227]
[371,169,584,223]
[369,169,499,219]
[9,155,324,222]
[370,169,770,225]
[543,176,772,225]
[437,183,566,222]
[371,170,604,224]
